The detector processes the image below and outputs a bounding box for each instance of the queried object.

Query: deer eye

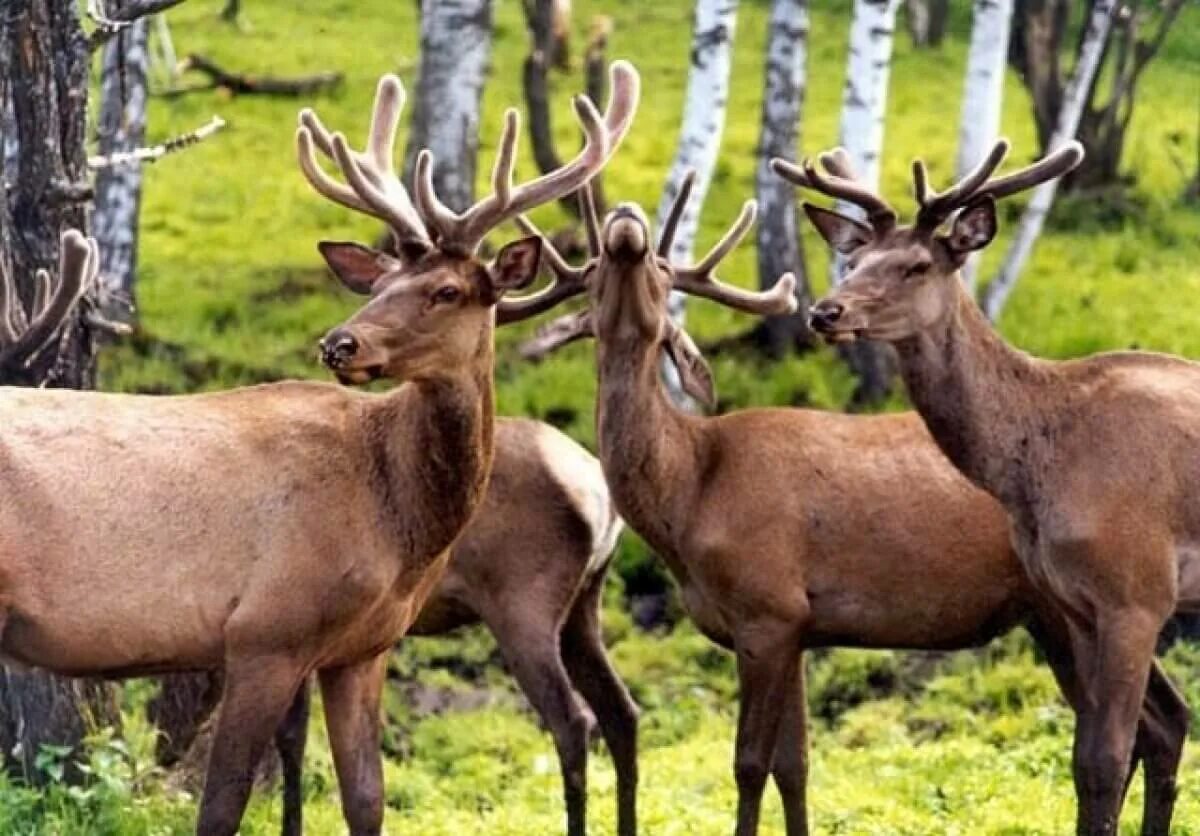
[904,262,931,279]
[431,286,463,305]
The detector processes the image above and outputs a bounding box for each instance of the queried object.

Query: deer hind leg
[733,618,803,836]
[771,654,809,836]
[275,678,312,836]
[318,653,389,836]
[561,569,640,836]
[1131,662,1188,836]
[488,607,593,836]
[196,655,306,836]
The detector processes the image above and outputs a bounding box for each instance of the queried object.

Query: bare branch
[175,54,343,98]
[88,116,226,169]
[88,0,190,50]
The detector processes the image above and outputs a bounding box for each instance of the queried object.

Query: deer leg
[733,620,802,836]
[561,571,640,836]
[489,609,593,836]
[1070,611,1160,836]
[196,655,305,836]
[1029,619,1184,836]
[770,654,809,836]
[275,678,312,836]
[1131,662,1188,836]
[318,653,389,836]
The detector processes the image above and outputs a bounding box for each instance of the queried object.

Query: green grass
[58,0,1200,833]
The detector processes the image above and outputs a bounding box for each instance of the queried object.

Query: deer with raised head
[791,140,1197,835]
[512,180,1189,836]
[0,63,637,836]
[156,413,635,836]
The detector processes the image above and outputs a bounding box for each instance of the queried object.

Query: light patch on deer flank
[532,424,622,578]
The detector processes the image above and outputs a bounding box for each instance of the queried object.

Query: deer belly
[1177,543,1200,614]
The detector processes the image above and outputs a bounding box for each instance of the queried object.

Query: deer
[509,179,1189,836]
[152,415,635,836]
[789,139,1198,835]
[0,62,637,836]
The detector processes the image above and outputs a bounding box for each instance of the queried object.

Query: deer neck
[595,331,702,554]
[894,281,1052,511]
[368,336,496,565]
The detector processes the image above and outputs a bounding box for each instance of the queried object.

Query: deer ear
[318,241,400,295]
[489,236,543,295]
[662,323,716,410]
[803,204,873,255]
[945,197,997,256]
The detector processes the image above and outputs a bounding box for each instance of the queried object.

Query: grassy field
[42,0,1200,832]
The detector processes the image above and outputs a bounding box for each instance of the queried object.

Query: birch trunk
[753,0,811,356]
[0,0,119,782]
[653,0,738,404]
[93,20,149,320]
[956,0,1013,289]
[402,0,494,213]
[833,0,901,406]
[980,0,1115,321]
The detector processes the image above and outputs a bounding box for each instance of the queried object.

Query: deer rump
[0,381,429,678]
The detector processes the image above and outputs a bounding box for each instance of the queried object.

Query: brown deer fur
[520,190,1188,836]
[158,418,636,836]
[798,140,1196,835]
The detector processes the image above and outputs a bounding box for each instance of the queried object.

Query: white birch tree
[93,18,149,320]
[753,0,810,356]
[980,0,1116,321]
[402,0,494,212]
[654,0,739,315]
[956,0,1013,289]
[832,0,901,405]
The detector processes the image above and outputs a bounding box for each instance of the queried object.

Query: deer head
[296,63,639,384]
[771,140,1083,343]
[506,176,797,408]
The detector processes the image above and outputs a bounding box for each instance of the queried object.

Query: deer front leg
[561,570,640,836]
[771,655,809,836]
[1069,609,1161,836]
[196,655,306,836]
[318,653,388,836]
[275,678,312,836]
[489,609,593,836]
[733,619,802,836]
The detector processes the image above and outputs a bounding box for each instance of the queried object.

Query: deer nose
[808,301,844,332]
[319,330,359,368]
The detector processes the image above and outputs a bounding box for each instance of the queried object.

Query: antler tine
[0,230,93,368]
[772,155,897,230]
[915,138,1010,225]
[495,213,592,326]
[657,169,696,257]
[295,75,431,246]
[671,201,798,316]
[579,181,602,257]
[975,140,1085,202]
[424,60,641,253]
[0,258,19,344]
[519,309,595,360]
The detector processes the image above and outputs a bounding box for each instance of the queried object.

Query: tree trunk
[956,0,1013,289]
[981,0,1116,321]
[402,0,494,214]
[833,0,901,407]
[1071,0,1186,190]
[0,0,119,782]
[93,20,149,322]
[751,0,812,357]
[653,0,738,406]
[905,0,950,47]
[1009,0,1070,152]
